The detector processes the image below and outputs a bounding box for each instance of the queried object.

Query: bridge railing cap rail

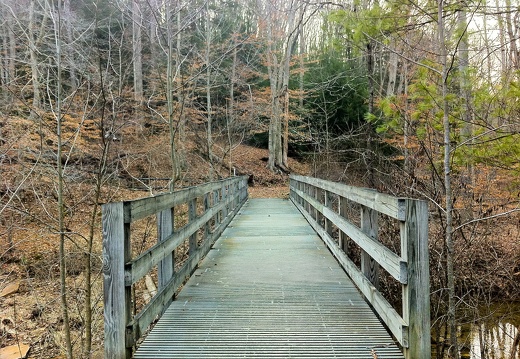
[290,174,427,221]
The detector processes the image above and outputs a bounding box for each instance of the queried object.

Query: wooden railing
[102,176,248,359]
[289,174,430,359]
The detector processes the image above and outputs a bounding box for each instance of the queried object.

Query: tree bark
[63,0,77,92]
[438,0,458,357]
[133,0,144,104]
[52,3,73,357]
[29,0,42,114]
[166,0,178,191]
[205,0,214,180]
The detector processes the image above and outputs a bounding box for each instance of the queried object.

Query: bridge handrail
[289,174,430,359]
[102,176,248,359]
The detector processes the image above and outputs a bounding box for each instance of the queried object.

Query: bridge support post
[102,202,132,359]
[402,199,430,359]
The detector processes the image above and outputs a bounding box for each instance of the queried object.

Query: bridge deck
[134,199,404,358]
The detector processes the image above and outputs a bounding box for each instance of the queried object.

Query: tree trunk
[29,0,42,115]
[1,12,9,104]
[458,7,474,222]
[386,40,398,96]
[63,0,77,93]
[205,0,214,180]
[366,41,376,187]
[52,3,73,357]
[133,0,144,105]
[166,0,178,191]
[228,40,237,176]
[438,0,458,357]
[504,0,519,72]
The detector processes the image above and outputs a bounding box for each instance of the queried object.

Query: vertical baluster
[361,205,380,290]
[188,198,198,256]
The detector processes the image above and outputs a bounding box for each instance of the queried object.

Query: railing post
[214,187,221,225]
[303,182,309,213]
[233,180,239,209]
[401,199,430,359]
[361,205,380,290]
[316,187,325,227]
[243,177,249,202]
[324,191,333,237]
[204,193,211,239]
[157,207,174,292]
[311,185,317,220]
[338,195,349,253]
[222,183,228,218]
[102,202,132,359]
[188,198,198,256]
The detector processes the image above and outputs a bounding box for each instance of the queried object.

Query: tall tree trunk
[228,39,237,176]
[386,40,398,96]
[63,0,77,93]
[166,0,178,191]
[29,0,42,115]
[176,0,186,171]
[299,22,305,108]
[205,0,214,180]
[366,41,376,187]
[133,0,144,104]
[494,0,507,77]
[438,0,458,357]
[504,0,519,72]
[458,7,474,222]
[52,3,73,357]
[8,13,16,98]
[265,3,279,172]
[1,13,9,104]
[281,6,297,169]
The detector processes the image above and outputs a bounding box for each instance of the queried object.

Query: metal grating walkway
[134,199,404,358]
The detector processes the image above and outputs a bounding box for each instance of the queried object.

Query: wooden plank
[291,198,408,348]
[125,177,247,223]
[157,208,174,291]
[204,193,210,240]
[361,205,380,289]
[213,188,220,225]
[222,183,228,219]
[102,202,132,359]
[338,195,349,253]
[188,198,198,256]
[401,199,430,359]
[293,187,407,284]
[324,191,333,236]
[126,194,238,286]
[316,187,325,227]
[290,174,405,220]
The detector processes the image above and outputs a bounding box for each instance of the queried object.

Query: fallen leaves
[0,282,20,298]
[0,343,30,359]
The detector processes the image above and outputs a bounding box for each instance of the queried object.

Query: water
[461,313,520,359]
[459,319,519,358]
[434,303,520,359]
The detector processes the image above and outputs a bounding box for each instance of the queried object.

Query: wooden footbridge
[102,175,430,359]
